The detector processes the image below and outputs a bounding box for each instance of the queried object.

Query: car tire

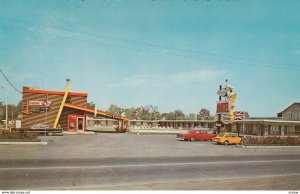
[224,140,229,145]
[190,137,195,142]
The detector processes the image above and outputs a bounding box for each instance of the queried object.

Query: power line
[0,15,287,66]
[0,15,298,70]
[0,21,296,70]
[28,28,299,70]
[0,15,290,67]
[0,67,22,94]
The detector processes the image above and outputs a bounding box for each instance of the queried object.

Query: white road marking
[1,159,300,171]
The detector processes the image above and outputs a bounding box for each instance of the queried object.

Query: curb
[0,141,48,145]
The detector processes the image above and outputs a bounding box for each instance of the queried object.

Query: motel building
[128,103,300,136]
[19,79,300,137]
[21,81,129,133]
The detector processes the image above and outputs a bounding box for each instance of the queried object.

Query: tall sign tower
[216,81,237,133]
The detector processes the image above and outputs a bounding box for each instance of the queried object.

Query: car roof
[220,132,238,134]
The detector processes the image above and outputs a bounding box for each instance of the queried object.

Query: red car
[176,129,217,142]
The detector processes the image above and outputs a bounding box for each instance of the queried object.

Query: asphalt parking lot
[1,133,300,190]
[1,133,300,160]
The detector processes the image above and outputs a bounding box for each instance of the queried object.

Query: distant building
[277,102,300,121]
[128,103,300,136]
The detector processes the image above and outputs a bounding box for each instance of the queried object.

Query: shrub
[0,129,38,139]
[243,136,300,145]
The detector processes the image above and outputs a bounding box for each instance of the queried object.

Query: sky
[0,0,299,117]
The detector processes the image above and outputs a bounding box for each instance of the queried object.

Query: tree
[162,112,174,120]
[244,111,250,118]
[0,101,22,126]
[0,102,4,121]
[138,105,151,120]
[123,107,136,120]
[198,108,210,120]
[108,104,123,115]
[174,109,185,120]
[161,109,185,120]
[136,105,161,120]
[87,101,96,109]
[16,100,22,118]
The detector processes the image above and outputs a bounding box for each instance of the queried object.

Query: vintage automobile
[177,129,217,141]
[213,132,241,145]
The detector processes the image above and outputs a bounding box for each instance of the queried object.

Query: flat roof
[235,119,300,124]
[130,119,300,125]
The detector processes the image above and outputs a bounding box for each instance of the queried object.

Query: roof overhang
[235,119,300,125]
[23,87,88,97]
[64,103,129,121]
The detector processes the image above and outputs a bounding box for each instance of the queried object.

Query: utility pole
[0,86,8,131]
[44,93,48,142]
[217,85,222,134]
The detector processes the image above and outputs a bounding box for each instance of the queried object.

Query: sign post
[44,94,48,142]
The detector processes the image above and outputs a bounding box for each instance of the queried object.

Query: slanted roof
[23,87,88,97]
[64,103,129,121]
[277,102,300,116]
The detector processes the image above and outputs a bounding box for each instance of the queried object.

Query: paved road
[1,155,300,190]
[1,133,300,190]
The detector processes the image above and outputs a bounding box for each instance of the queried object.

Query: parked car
[177,129,217,142]
[213,132,241,145]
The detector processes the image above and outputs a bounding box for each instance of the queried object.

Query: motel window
[289,113,293,118]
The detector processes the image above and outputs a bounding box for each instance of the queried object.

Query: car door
[202,131,210,140]
[194,131,201,140]
[231,133,240,144]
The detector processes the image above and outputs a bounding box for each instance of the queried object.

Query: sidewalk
[0,141,47,145]
[62,131,95,135]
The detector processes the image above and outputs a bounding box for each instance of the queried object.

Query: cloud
[13,72,40,81]
[170,70,226,83]
[110,70,226,87]
[109,74,167,87]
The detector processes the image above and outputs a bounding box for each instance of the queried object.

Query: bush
[243,136,300,145]
[0,129,38,139]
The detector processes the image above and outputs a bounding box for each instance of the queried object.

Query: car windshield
[217,133,225,137]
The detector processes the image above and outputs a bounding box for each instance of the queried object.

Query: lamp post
[0,86,8,131]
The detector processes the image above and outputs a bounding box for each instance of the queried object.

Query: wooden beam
[53,82,71,128]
